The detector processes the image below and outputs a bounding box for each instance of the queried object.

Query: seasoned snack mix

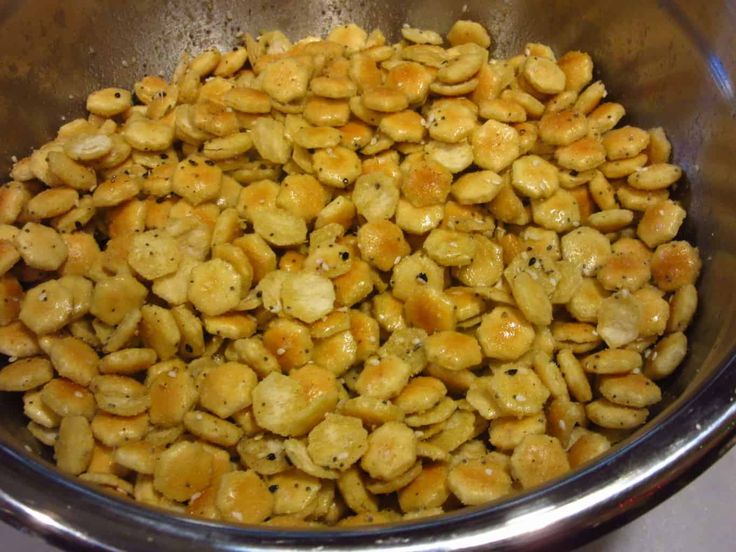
[0,19,700,526]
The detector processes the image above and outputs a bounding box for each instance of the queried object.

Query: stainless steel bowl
[1,1,735,550]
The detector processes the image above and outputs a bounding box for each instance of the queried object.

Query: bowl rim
[1,1,736,548]
[1,350,734,551]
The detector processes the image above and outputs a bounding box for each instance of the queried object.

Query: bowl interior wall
[0,0,734,533]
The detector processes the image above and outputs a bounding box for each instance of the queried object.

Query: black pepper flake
[184,344,193,353]
[268,484,279,493]
[505,368,518,376]
[266,452,276,461]
[340,251,350,261]
[93,229,109,249]
[160,153,169,160]
[188,159,198,166]
[416,272,428,283]
[114,92,121,98]
[205,159,216,166]
[528,257,537,266]
[342,178,349,185]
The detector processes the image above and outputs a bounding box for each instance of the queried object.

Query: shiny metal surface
[4,449,736,552]
[0,1,735,550]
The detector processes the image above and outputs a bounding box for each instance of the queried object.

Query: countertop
[2,447,734,551]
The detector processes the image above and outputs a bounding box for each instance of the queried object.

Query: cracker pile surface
[0,20,701,526]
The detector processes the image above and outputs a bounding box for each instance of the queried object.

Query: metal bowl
[0,1,735,550]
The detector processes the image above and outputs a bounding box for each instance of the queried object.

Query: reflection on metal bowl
[0,1,734,550]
